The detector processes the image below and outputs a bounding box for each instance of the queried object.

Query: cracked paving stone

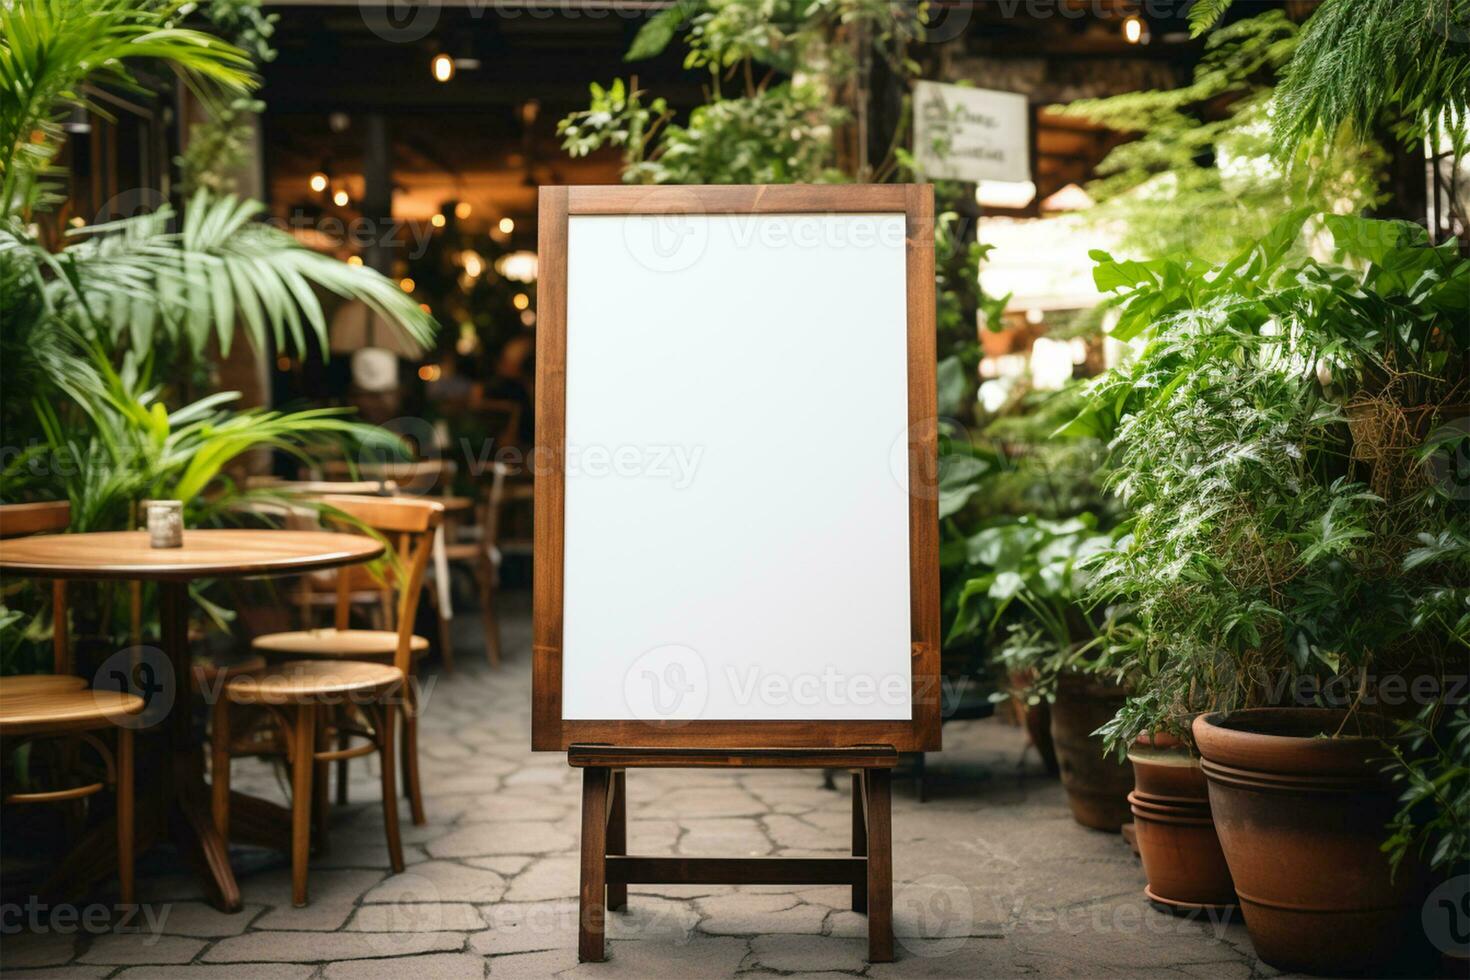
[466,854,533,876]
[112,967,314,980]
[249,868,387,931]
[696,892,828,936]
[0,931,77,969]
[502,856,579,902]
[364,862,507,905]
[747,934,869,974]
[75,934,207,966]
[470,899,578,955]
[202,930,466,963]
[428,821,574,859]
[149,901,264,938]
[0,968,112,980]
[323,952,487,980]
[349,902,486,932]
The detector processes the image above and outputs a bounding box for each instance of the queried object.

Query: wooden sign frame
[532,184,940,753]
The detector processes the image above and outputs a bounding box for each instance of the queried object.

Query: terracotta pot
[1193,708,1425,975]
[1007,669,1060,777]
[1127,744,1237,912]
[1050,674,1133,831]
[1129,740,1209,803]
[1025,698,1060,777]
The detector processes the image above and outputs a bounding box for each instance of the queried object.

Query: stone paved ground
[1,594,1283,979]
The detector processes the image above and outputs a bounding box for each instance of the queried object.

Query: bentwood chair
[0,501,146,902]
[313,460,468,672]
[213,496,442,906]
[0,502,88,697]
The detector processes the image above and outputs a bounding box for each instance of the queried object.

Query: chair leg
[377,702,405,874]
[402,707,426,826]
[290,703,317,907]
[336,724,350,807]
[313,707,331,852]
[211,696,232,844]
[116,727,134,906]
[479,558,501,667]
[438,607,455,674]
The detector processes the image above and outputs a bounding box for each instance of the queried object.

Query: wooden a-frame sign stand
[533,185,940,964]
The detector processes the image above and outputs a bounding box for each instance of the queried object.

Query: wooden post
[607,770,627,912]
[578,767,610,962]
[572,746,896,964]
[851,771,867,914]
[864,768,894,962]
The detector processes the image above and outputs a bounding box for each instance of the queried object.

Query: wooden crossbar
[605,856,866,886]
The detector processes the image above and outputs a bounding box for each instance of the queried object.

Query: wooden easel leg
[865,768,894,963]
[578,767,610,962]
[851,772,867,913]
[607,769,627,912]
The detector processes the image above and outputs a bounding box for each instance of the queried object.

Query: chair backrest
[0,501,71,539]
[0,501,72,674]
[314,459,455,497]
[316,495,444,674]
[246,476,399,496]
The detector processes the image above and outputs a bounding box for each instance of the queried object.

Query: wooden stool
[568,745,896,963]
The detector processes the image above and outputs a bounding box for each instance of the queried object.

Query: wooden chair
[0,501,145,902]
[442,461,516,666]
[241,478,400,632]
[0,502,87,696]
[308,461,466,672]
[213,496,443,906]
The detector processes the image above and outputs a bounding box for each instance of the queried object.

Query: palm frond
[50,191,435,359]
[0,0,255,215]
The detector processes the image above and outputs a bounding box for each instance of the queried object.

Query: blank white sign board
[560,212,913,721]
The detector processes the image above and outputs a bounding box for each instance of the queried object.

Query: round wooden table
[0,529,383,911]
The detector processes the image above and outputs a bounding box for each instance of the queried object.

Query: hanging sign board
[532,184,940,752]
[913,81,1030,184]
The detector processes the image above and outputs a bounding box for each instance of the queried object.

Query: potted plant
[957,511,1128,829]
[0,0,436,671]
[1076,212,1467,973]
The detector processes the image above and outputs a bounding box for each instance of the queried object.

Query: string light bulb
[1123,15,1144,44]
[431,213,447,228]
[498,217,515,234]
[431,53,455,83]
[454,201,472,219]
[309,172,328,193]
[399,277,416,292]
[512,293,530,310]
[332,189,349,207]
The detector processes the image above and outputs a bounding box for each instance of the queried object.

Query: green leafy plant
[559,0,924,185]
[1077,212,1469,754]
[1381,702,1470,876]
[1272,0,1470,158]
[1056,13,1383,263]
[0,0,437,670]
